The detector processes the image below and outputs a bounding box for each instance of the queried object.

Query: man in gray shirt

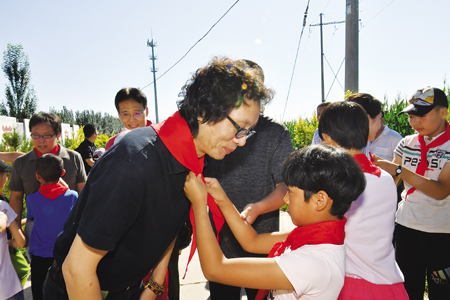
[204,113,294,300]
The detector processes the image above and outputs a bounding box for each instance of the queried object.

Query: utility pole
[147,39,159,123]
[310,16,344,103]
[319,13,325,103]
[345,0,359,93]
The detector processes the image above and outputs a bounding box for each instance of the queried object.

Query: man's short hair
[177,57,274,137]
[36,154,64,183]
[347,93,382,119]
[319,101,369,150]
[29,113,61,136]
[83,124,97,138]
[114,88,148,112]
[282,144,366,219]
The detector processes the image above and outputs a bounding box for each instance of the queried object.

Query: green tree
[382,95,415,137]
[75,110,122,136]
[1,44,37,119]
[50,106,75,125]
[284,114,317,150]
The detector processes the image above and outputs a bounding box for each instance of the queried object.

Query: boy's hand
[184,171,207,206]
[372,154,396,176]
[204,177,228,204]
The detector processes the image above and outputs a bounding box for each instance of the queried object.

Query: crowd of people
[0,56,449,300]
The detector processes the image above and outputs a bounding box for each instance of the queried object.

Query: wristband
[144,275,165,296]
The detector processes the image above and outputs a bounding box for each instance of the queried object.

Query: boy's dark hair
[114,88,148,112]
[29,113,61,136]
[83,124,97,138]
[319,101,369,150]
[347,93,382,119]
[177,57,274,137]
[317,102,331,109]
[282,145,366,219]
[36,154,64,183]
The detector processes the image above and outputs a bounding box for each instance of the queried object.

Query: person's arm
[0,152,24,162]
[62,234,107,300]
[9,191,24,222]
[184,172,292,290]
[77,182,86,193]
[139,238,176,300]
[240,183,288,224]
[373,154,450,200]
[8,218,26,248]
[85,158,95,167]
[0,211,7,232]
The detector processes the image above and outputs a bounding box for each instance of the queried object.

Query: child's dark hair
[36,154,64,183]
[319,101,369,150]
[317,102,331,109]
[282,145,366,219]
[347,93,382,119]
[114,88,148,112]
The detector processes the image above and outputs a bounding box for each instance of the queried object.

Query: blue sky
[1,0,449,123]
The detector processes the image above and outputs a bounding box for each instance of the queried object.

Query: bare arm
[185,173,288,254]
[85,158,95,167]
[62,234,107,300]
[0,152,24,162]
[9,191,24,222]
[77,182,86,193]
[184,173,292,291]
[241,183,288,224]
[8,219,26,248]
[0,211,6,232]
[140,238,176,300]
[373,154,450,200]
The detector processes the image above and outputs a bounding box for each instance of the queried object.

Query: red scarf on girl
[255,218,347,300]
[353,153,381,177]
[151,111,225,277]
[39,182,69,200]
[405,121,450,200]
[33,144,60,158]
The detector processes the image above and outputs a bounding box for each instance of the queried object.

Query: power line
[140,0,241,91]
[324,56,345,101]
[360,0,395,29]
[281,0,311,121]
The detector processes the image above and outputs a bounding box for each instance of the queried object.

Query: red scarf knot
[353,153,381,177]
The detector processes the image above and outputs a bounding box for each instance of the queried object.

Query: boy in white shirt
[374,87,450,300]
[184,144,366,300]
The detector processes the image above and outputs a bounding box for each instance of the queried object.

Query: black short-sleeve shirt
[53,126,191,290]
[75,139,97,174]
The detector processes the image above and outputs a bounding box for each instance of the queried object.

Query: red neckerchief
[146,119,152,126]
[353,153,381,177]
[405,121,450,200]
[33,144,60,158]
[255,218,347,300]
[39,182,69,200]
[151,111,225,278]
